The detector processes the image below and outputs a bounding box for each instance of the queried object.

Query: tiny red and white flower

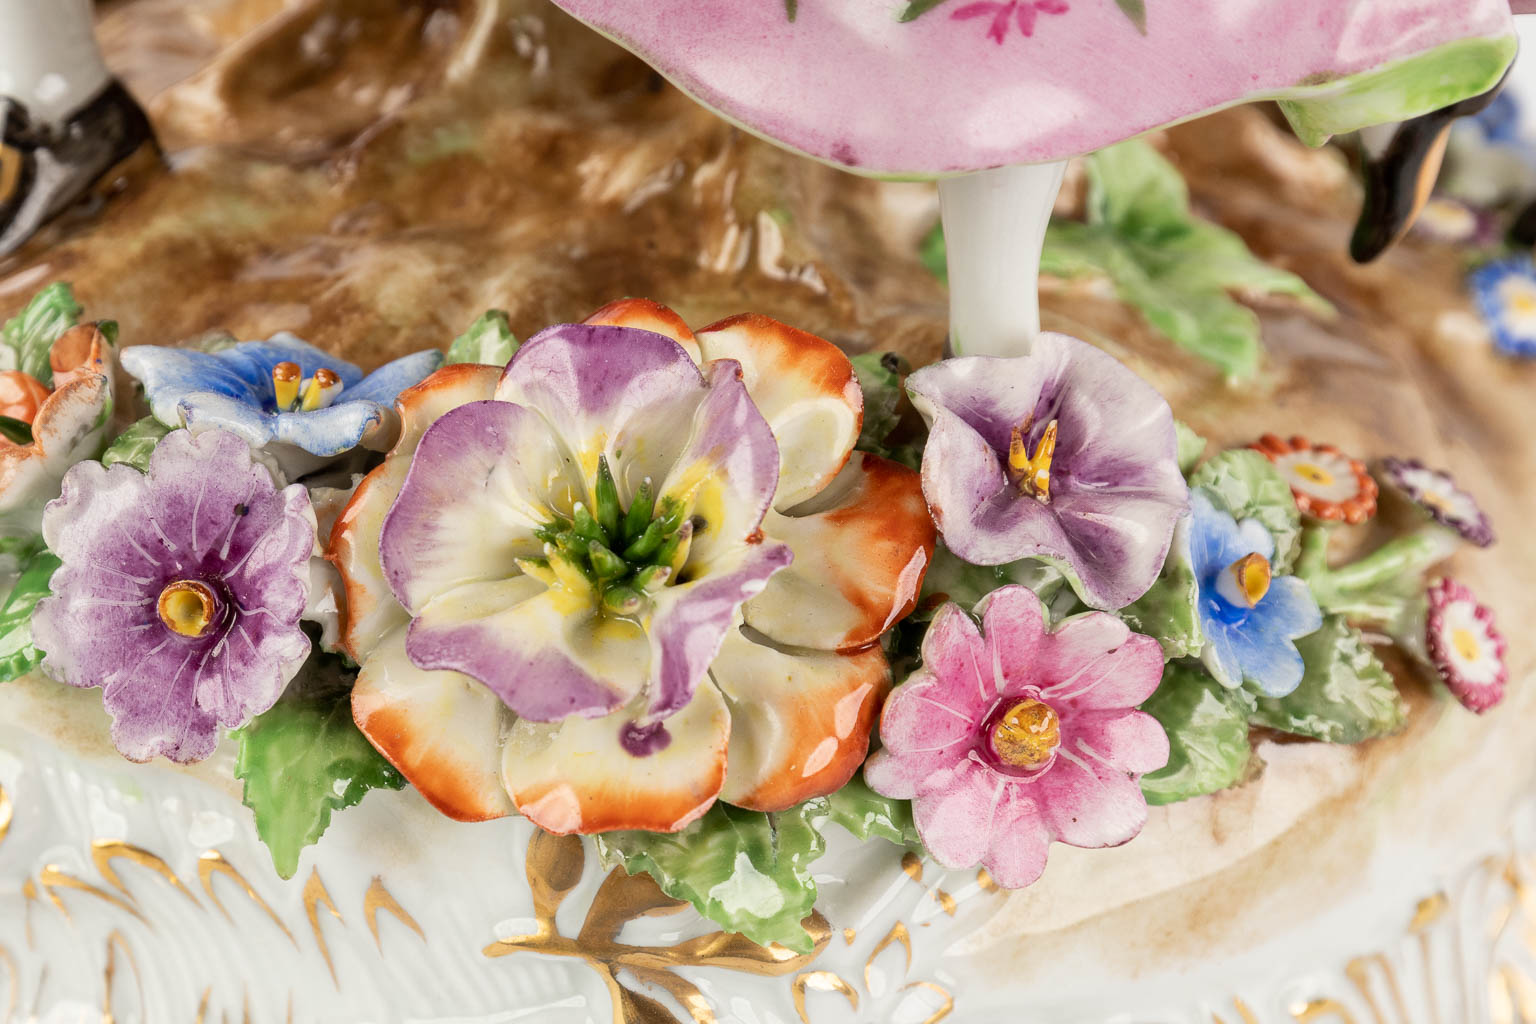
[1252,434,1377,524]
[1425,578,1507,713]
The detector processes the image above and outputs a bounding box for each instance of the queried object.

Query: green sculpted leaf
[1,282,82,387]
[234,653,406,879]
[898,0,951,22]
[849,351,923,470]
[445,309,519,367]
[596,800,827,952]
[824,773,920,847]
[1120,520,1202,658]
[0,416,31,446]
[1279,36,1516,148]
[918,543,1067,618]
[1139,663,1255,805]
[1113,0,1147,33]
[1175,420,1207,475]
[0,551,61,683]
[1190,449,1302,574]
[1249,615,1407,744]
[919,222,949,283]
[1037,140,1334,378]
[101,417,175,472]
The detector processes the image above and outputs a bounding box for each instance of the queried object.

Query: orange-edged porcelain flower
[0,322,114,553]
[1250,434,1377,525]
[328,300,935,835]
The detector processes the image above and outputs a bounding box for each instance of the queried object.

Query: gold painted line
[791,971,858,1022]
[899,980,954,1023]
[92,840,199,907]
[0,784,11,855]
[38,865,144,923]
[193,986,211,1024]
[362,876,424,951]
[303,868,343,987]
[863,922,911,995]
[900,852,923,884]
[197,851,294,945]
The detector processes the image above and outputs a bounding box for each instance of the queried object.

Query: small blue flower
[122,334,443,460]
[1190,490,1322,698]
[1473,91,1523,146]
[1470,257,1536,359]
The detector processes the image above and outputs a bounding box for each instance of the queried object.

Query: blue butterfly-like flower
[122,334,443,468]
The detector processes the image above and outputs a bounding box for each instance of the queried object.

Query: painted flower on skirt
[331,302,934,834]
[33,429,315,763]
[1189,490,1323,697]
[1411,197,1497,247]
[1379,457,1494,548]
[1425,578,1507,713]
[0,322,115,547]
[121,334,443,470]
[1469,257,1536,359]
[864,586,1168,889]
[1251,434,1377,524]
[905,333,1186,611]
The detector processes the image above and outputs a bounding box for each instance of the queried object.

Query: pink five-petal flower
[865,585,1168,889]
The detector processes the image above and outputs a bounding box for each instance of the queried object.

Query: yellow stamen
[1218,552,1272,609]
[300,367,342,411]
[515,558,560,588]
[272,361,301,410]
[1008,419,1058,502]
[991,699,1061,769]
[157,580,218,638]
[1453,627,1480,663]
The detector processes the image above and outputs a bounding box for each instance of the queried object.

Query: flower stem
[1299,524,1457,626]
[1323,526,1459,594]
[938,160,1067,357]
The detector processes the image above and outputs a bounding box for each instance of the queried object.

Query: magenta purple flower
[33,429,315,763]
[953,0,1070,43]
[865,585,1168,889]
[1425,578,1507,713]
[906,332,1187,610]
[1380,457,1494,548]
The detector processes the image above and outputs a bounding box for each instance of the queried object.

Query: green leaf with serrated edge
[1114,0,1147,33]
[1175,420,1207,475]
[898,0,951,22]
[824,773,919,847]
[233,651,405,879]
[0,551,60,683]
[1120,517,1202,658]
[445,309,519,367]
[595,799,827,952]
[1189,449,1302,574]
[2,283,82,388]
[1140,662,1254,805]
[101,417,174,472]
[1249,615,1407,744]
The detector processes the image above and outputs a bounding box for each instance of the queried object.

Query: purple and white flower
[1380,457,1494,548]
[33,429,314,763]
[1425,578,1507,713]
[906,332,1187,610]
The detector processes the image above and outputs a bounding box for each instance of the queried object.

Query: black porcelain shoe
[1350,72,1507,264]
[0,79,161,258]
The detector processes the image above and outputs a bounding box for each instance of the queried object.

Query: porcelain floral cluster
[0,283,1506,949]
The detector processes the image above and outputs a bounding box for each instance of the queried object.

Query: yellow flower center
[1452,627,1481,663]
[1294,462,1335,487]
[1512,292,1536,316]
[157,580,218,638]
[1008,418,1058,503]
[991,699,1061,769]
[1217,552,1272,609]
